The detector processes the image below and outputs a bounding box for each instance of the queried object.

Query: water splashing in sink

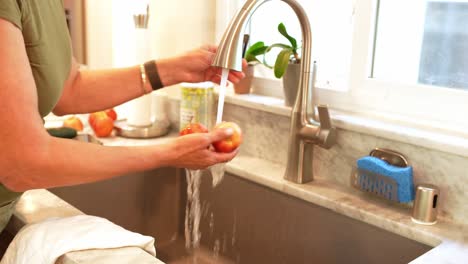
[184,68,229,253]
[210,163,226,187]
[184,165,226,251]
[184,164,227,256]
[185,169,202,249]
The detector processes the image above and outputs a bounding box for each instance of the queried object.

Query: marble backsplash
[166,97,467,224]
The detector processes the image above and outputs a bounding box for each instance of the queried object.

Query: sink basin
[50,168,432,263]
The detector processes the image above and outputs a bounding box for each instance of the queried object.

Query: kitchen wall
[147,0,217,57]
[84,0,113,69]
[82,0,217,117]
[64,0,87,64]
[85,0,217,69]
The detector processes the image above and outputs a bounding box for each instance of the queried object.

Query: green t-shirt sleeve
[0,0,22,30]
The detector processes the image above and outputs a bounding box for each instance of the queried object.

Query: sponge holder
[351,148,410,203]
[367,148,408,168]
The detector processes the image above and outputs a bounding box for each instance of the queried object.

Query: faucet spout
[213,0,312,73]
[213,0,336,184]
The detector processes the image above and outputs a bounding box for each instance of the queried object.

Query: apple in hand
[212,122,242,153]
[63,116,84,131]
[179,122,209,136]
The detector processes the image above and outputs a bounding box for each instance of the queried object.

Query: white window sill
[220,90,468,159]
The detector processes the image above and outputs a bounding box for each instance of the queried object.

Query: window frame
[339,0,468,132]
[216,0,468,135]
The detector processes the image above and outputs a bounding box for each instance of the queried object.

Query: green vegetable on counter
[46,127,77,139]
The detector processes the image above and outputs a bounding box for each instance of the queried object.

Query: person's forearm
[3,136,173,192]
[54,65,150,114]
[54,58,182,115]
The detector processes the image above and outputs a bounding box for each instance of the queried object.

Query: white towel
[1,215,156,264]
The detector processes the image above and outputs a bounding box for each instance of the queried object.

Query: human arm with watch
[0,16,243,191]
[53,45,246,116]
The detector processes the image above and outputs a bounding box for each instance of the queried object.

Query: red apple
[88,111,108,127]
[91,114,114,137]
[63,116,84,131]
[105,108,118,121]
[179,122,209,136]
[212,122,242,153]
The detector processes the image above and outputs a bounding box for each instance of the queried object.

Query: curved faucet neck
[212,0,315,122]
[213,0,312,72]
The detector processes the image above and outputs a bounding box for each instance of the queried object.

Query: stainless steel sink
[50,168,432,264]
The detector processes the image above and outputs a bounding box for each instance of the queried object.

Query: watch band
[144,60,164,90]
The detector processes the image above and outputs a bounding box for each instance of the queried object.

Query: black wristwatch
[144,60,164,90]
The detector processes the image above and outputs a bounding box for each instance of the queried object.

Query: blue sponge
[357,156,415,203]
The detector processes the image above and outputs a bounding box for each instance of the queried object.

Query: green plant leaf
[244,54,260,64]
[274,49,293,78]
[262,44,293,68]
[265,43,292,53]
[247,42,268,56]
[278,23,297,50]
[252,46,268,56]
[244,41,268,63]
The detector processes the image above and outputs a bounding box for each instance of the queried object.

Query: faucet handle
[317,105,332,129]
[317,105,336,149]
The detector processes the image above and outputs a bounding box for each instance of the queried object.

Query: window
[341,0,468,132]
[217,0,468,133]
[372,0,468,90]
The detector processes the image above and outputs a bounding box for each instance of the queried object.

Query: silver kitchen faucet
[212,0,336,183]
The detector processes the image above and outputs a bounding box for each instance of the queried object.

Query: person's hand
[157,45,248,86]
[163,128,239,170]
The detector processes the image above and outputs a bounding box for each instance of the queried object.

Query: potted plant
[264,23,301,106]
[233,41,268,94]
